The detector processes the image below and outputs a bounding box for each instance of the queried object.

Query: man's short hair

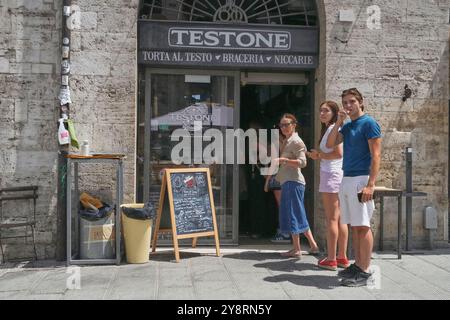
[341,88,364,111]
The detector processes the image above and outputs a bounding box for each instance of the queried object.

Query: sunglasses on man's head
[342,88,358,94]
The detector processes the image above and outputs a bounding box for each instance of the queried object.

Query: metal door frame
[237,71,316,233]
[143,68,240,244]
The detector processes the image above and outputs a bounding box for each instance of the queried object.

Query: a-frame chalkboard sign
[151,168,220,262]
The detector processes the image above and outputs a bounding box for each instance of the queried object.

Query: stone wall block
[70,50,111,76]
[366,58,400,79]
[0,122,15,141]
[71,75,135,103]
[327,78,375,98]
[71,32,82,51]
[373,79,433,99]
[15,49,40,63]
[15,151,58,174]
[365,97,413,113]
[15,121,58,151]
[110,53,136,78]
[92,124,134,155]
[0,98,15,122]
[31,63,54,74]
[399,60,438,82]
[0,56,10,73]
[70,100,99,124]
[96,8,137,33]
[406,1,447,24]
[80,11,97,31]
[0,149,17,174]
[96,101,135,125]
[81,32,136,52]
[14,99,28,123]
[0,7,12,32]
[39,49,58,64]
[27,100,57,122]
[9,62,32,74]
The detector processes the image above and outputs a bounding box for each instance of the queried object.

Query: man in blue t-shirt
[326,88,382,287]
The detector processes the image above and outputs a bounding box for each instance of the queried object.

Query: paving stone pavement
[0,247,449,300]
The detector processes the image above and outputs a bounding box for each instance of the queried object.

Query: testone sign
[138,21,318,69]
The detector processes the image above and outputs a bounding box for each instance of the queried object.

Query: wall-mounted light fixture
[402,84,412,102]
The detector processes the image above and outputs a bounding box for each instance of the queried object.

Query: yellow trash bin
[121,204,152,264]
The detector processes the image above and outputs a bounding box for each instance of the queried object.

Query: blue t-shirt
[340,114,381,177]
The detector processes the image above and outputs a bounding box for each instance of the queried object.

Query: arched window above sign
[139,0,317,26]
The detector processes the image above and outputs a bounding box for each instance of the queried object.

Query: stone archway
[139,0,318,25]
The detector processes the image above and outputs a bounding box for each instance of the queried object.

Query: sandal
[318,258,337,271]
[280,249,302,258]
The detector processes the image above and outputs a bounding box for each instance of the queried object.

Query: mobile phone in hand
[358,192,376,203]
[357,192,363,203]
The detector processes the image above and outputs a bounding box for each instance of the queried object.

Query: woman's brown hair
[319,101,339,144]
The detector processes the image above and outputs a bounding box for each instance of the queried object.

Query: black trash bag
[122,201,156,220]
[79,202,114,221]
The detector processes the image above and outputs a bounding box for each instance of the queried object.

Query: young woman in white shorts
[307,101,349,271]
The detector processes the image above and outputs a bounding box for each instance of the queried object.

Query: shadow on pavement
[222,250,300,261]
[223,250,321,262]
[223,251,341,289]
[263,273,341,290]
[254,260,318,273]
[149,250,203,262]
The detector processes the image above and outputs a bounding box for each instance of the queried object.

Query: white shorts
[339,176,374,227]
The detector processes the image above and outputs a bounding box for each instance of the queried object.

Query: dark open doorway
[239,80,315,242]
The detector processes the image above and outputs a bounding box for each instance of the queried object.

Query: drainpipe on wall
[56,0,72,261]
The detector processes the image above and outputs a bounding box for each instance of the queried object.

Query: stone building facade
[0,0,448,260]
